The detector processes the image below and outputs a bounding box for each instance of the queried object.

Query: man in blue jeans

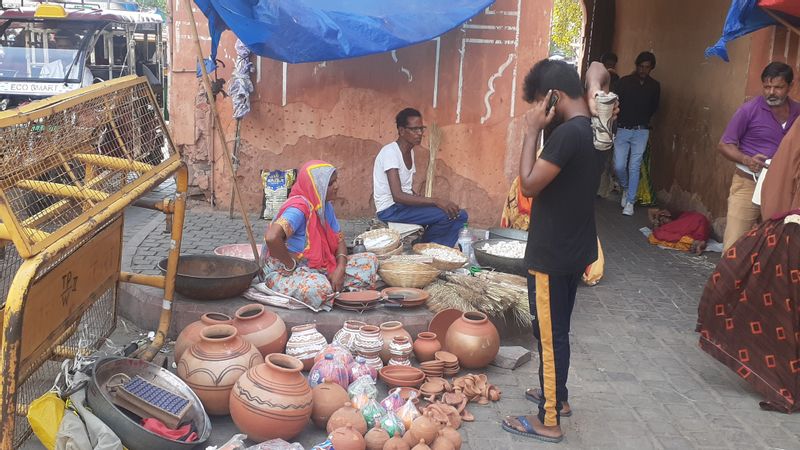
[372,108,467,247]
[614,51,660,216]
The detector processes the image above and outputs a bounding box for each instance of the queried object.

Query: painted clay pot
[311,379,350,429]
[412,332,441,363]
[388,336,413,366]
[330,424,366,450]
[327,401,368,435]
[410,412,439,446]
[232,303,288,356]
[364,424,390,450]
[379,321,412,363]
[177,324,261,415]
[314,343,355,366]
[286,323,328,371]
[174,312,232,363]
[430,431,455,450]
[444,312,500,369]
[333,319,366,354]
[440,426,462,450]
[229,353,313,441]
[383,435,411,450]
[355,325,384,371]
[309,353,350,390]
[348,355,378,383]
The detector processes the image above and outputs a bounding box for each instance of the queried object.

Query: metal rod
[763,9,800,37]
[183,0,262,270]
[75,154,154,173]
[120,272,166,289]
[229,118,241,218]
[16,180,109,202]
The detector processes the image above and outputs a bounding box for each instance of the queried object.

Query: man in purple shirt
[718,62,799,250]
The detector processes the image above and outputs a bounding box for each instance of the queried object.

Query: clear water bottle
[458,223,475,265]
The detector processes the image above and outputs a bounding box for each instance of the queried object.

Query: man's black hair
[761,61,794,84]
[600,52,618,65]
[396,108,422,128]
[635,51,656,69]
[522,59,583,102]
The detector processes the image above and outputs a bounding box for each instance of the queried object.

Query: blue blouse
[271,202,341,255]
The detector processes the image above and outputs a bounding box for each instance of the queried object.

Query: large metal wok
[157,254,259,300]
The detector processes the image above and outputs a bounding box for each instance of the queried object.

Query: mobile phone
[545,92,559,115]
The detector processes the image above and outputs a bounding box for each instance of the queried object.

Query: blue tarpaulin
[706,0,776,62]
[193,0,495,64]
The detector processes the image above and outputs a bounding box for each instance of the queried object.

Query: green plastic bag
[27,391,65,450]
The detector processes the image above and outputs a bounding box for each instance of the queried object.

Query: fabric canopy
[193,0,495,64]
[707,0,800,62]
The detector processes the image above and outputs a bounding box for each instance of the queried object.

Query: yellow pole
[74,154,154,173]
[16,180,108,203]
[183,0,262,267]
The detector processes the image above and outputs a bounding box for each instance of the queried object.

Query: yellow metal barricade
[0,76,186,448]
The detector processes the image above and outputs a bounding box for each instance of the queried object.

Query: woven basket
[412,243,467,271]
[375,244,404,260]
[358,228,401,255]
[378,261,440,288]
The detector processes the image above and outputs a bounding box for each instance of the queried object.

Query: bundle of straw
[424,271,531,327]
[424,123,442,198]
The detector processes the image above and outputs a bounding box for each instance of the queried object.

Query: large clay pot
[379,321,412,363]
[311,380,350,429]
[177,324,261,415]
[330,424,366,450]
[384,435,411,450]
[286,323,328,371]
[444,312,500,369]
[388,336,413,366]
[412,332,441,363]
[440,426,462,450]
[174,312,233,363]
[233,304,288,356]
[410,411,439,445]
[333,319,366,354]
[411,439,432,450]
[355,325,384,371]
[327,402,368,434]
[229,353,313,441]
[430,431,455,450]
[364,424,390,450]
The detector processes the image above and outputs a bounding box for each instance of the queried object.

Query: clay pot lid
[337,290,382,302]
[434,351,458,364]
[428,309,462,346]
[419,360,445,367]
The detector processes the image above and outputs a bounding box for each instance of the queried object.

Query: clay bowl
[337,290,382,303]
[434,351,458,364]
[419,360,444,369]
[380,371,425,388]
[380,366,425,382]
[419,381,446,395]
[381,287,430,308]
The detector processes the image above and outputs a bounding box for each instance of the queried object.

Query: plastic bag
[246,439,304,450]
[28,391,66,450]
[261,169,297,220]
[361,398,386,428]
[206,433,247,450]
[396,398,421,431]
[380,388,404,413]
[378,410,405,437]
[347,375,377,400]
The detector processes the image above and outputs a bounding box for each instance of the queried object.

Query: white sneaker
[623,202,634,216]
[620,190,628,208]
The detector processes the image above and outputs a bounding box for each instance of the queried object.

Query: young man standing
[501,59,610,442]
[718,62,799,249]
[614,51,660,216]
[372,108,468,247]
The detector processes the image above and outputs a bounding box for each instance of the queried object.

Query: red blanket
[652,212,710,243]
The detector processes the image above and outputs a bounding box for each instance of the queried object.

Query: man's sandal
[501,415,564,443]
[525,388,572,417]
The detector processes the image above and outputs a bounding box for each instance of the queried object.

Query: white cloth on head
[372,141,415,213]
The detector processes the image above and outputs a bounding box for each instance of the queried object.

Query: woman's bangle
[336,253,348,260]
[283,258,297,273]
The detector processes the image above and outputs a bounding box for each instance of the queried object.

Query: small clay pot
[334,320,367,353]
[327,402,368,435]
[412,332,441,362]
[440,427,462,450]
[330,424,367,450]
[411,439,432,450]
[401,428,419,448]
[379,321,412,363]
[311,379,350,429]
[232,303,288,356]
[174,312,232,362]
[286,323,328,371]
[430,430,455,450]
[365,424,390,450]
[383,435,411,450]
[410,412,439,445]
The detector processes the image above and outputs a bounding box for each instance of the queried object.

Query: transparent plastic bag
[396,398,421,431]
[245,439,304,450]
[27,391,66,450]
[206,433,247,450]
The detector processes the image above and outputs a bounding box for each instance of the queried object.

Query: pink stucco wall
[168,0,553,226]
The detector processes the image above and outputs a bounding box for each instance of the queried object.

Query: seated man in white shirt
[373,108,468,247]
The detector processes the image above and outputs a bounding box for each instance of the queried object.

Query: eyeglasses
[404,126,427,134]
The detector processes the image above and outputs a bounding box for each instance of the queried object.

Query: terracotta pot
[177,324,261,415]
[348,355,378,383]
[365,424,390,450]
[309,353,350,390]
[430,431,455,450]
[383,435,411,450]
[412,332,441,363]
[333,319,366,354]
[402,429,419,448]
[410,411,439,445]
[355,325,384,371]
[314,343,355,366]
[174,312,233,363]
[379,321,412,363]
[444,312,500,369]
[327,402,368,435]
[233,304,288,356]
[311,379,349,429]
[411,439,432,450]
[229,353,313,441]
[330,424,366,450]
[440,427,462,450]
[286,323,328,371]
[388,336,413,367]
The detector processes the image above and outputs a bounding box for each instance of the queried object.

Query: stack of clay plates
[334,290,382,312]
[434,351,460,376]
[419,360,444,378]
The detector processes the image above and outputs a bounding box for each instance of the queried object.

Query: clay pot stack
[433,351,460,377]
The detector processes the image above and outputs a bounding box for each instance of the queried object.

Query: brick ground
[23,193,798,450]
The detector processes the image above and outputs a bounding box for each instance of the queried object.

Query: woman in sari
[263,160,378,310]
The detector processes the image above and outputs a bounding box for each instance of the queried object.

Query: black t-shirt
[525,116,604,275]
[616,74,660,128]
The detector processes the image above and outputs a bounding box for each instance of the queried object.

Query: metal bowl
[157,254,259,300]
[473,239,528,276]
[488,227,528,242]
[86,357,211,450]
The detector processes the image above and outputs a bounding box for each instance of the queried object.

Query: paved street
[22,189,800,449]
